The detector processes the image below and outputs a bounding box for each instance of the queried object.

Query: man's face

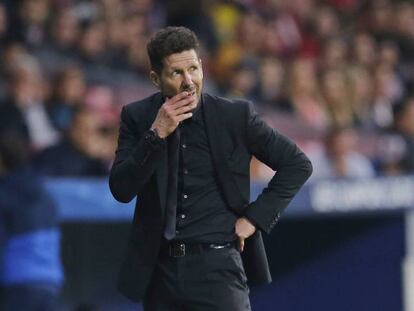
[400,100,414,136]
[152,49,203,103]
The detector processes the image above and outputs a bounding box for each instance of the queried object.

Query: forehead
[163,49,200,69]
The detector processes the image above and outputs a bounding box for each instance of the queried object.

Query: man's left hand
[235,217,256,252]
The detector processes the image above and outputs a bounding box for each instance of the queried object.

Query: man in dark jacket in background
[0,132,63,311]
[109,26,312,310]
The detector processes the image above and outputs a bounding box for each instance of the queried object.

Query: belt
[160,241,237,258]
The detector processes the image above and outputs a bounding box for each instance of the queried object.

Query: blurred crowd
[1,1,413,309]
[0,0,414,180]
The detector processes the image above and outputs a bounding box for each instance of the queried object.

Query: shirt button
[176,230,180,235]
[183,194,188,199]
[180,214,186,219]
[183,169,188,175]
[182,144,187,149]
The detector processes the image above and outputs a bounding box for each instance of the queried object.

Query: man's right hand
[151,92,197,138]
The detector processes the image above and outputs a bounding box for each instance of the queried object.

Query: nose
[182,71,193,87]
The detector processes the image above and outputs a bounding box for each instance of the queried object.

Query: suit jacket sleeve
[109,105,166,203]
[244,102,313,234]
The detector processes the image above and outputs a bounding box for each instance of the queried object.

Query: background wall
[59,213,405,311]
[51,179,407,311]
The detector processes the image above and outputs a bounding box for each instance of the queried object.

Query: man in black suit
[109,26,312,310]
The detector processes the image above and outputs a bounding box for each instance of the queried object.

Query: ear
[150,71,160,88]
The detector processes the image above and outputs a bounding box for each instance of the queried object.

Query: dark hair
[147,26,200,73]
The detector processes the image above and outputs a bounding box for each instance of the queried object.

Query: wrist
[145,127,165,145]
[150,124,167,139]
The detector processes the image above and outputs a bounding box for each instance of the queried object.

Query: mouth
[184,89,197,98]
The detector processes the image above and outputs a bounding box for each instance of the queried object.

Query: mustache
[182,86,196,92]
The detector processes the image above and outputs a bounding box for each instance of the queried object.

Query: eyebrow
[169,62,199,72]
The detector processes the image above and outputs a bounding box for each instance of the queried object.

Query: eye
[190,66,198,71]
[171,70,180,76]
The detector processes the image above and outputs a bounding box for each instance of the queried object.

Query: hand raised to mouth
[151,91,197,138]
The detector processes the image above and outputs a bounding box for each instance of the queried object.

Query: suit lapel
[156,149,168,219]
[202,94,244,212]
[202,94,224,175]
[148,93,168,218]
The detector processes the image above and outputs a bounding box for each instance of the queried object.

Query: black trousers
[143,246,251,311]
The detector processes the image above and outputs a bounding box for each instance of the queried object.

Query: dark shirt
[174,100,237,243]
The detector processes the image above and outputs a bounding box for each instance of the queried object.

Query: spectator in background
[0,131,63,311]
[378,41,401,70]
[48,8,80,56]
[123,13,148,45]
[351,32,378,68]
[105,18,130,70]
[393,2,414,63]
[77,19,107,70]
[226,59,258,100]
[309,126,375,180]
[47,65,86,132]
[0,40,27,74]
[372,63,404,128]
[347,65,375,128]
[262,4,302,57]
[312,5,340,41]
[125,31,153,76]
[14,0,51,47]
[0,55,59,151]
[368,0,393,42]
[0,3,8,45]
[34,107,109,176]
[381,97,414,174]
[83,85,119,166]
[0,41,27,100]
[34,8,81,75]
[287,58,329,131]
[104,2,153,75]
[319,37,347,71]
[237,11,265,56]
[257,57,292,112]
[165,0,219,54]
[320,68,356,128]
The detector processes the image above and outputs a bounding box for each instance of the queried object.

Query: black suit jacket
[109,92,313,302]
